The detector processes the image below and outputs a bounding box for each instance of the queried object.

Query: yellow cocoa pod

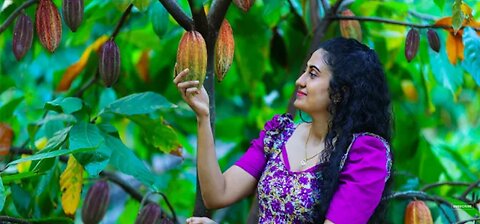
[339,9,362,42]
[175,31,207,87]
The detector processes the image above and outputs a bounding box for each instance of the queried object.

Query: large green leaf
[129,115,181,154]
[0,178,4,212]
[28,127,72,172]
[0,90,24,121]
[8,147,95,167]
[11,184,32,216]
[70,122,111,176]
[100,92,176,116]
[462,28,480,85]
[104,134,158,190]
[45,97,83,114]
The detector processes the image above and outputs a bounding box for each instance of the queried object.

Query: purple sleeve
[234,115,280,180]
[326,135,389,224]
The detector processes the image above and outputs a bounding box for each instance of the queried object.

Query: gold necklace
[300,124,322,166]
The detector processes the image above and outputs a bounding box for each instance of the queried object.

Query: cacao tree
[0,0,479,223]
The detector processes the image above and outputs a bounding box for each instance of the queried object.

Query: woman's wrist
[196,113,210,122]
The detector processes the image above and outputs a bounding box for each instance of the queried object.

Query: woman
[174,37,394,224]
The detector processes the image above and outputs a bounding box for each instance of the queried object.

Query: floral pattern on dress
[258,113,323,223]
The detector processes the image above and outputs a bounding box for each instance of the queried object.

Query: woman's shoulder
[262,113,295,132]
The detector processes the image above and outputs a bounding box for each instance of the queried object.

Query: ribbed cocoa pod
[233,0,255,12]
[427,29,440,52]
[12,13,34,61]
[405,28,419,62]
[339,9,362,42]
[135,203,162,224]
[404,200,433,224]
[175,31,207,87]
[36,0,62,52]
[81,181,110,224]
[99,40,121,87]
[214,20,234,83]
[62,0,84,32]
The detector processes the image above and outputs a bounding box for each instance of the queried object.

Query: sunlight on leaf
[60,156,84,216]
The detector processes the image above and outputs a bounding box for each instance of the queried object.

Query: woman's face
[294,49,333,114]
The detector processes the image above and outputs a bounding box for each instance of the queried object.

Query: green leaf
[434,0,446,10]
[0,96,24,122]
[45,97,83,114]
[8,147,96,167]
[1,172,46,184]
[100,91,176,116]
[0,178,4,212]
[11,184,32,216]
[151,1,169,39]
[70,122,111,176]
[462,27,480,86]
[130,115,181,153]
[452,0,464,34]
[104,134,158,189]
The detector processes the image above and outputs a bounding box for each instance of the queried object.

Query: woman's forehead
[307,49,329,70]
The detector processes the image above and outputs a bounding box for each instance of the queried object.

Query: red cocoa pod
[62,0,84,32]
[339,9,362,42]
[404,200,433,224]
[12,13,34,61]
[214,20,234,82]
[36,0,62,52]
[405,28,419,62]
[0,123,13,156]
[175,31,207,87]
[233,0,255,12]
[99,40,121,87]
[427,29,440,52]
[81,181,110,224]
[135,203,162,224]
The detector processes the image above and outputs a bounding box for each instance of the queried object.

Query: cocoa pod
[233,0,255,12]
[175,31,207,87]
[36,0,62,52]
[405,28,419,62]
[214,20,234,83]
[81,181,110,224]
[62,0,84,32]
[339,9,362,42]
[99,40,121,87]
[404,200,433,224]
[12,13,34,61]
[0,123,13,156]
[427,29,440,52]
[161,218,174,224]
[135,203,162,224]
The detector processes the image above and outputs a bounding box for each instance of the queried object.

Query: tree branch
[0,216,30,224]
[320,0,330,11]
[74,71,99,98]
[0,0,38,34]
[309,0,320,31]
[111,4,134,40]
[328,15,480,31]
[187,0,208,36]
[460,180,480,200]
[421,181,480,192]
[207,0,232,33]
[158,0,194,31]
[383,190,459,221]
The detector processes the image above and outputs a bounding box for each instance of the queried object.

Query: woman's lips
[296,91,307,96]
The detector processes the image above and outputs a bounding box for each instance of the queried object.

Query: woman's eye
[309,72,317,78]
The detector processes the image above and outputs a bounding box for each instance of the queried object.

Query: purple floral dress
[235,113,392,224]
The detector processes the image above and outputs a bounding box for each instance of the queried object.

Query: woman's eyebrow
[309,65,321,73]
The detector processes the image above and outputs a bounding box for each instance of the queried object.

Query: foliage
[0,0,479,223]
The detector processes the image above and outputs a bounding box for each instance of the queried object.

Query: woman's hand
[186,217,217,224]
[173,68,210,118]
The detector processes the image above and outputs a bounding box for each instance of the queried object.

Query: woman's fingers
[185,87,199,95]
[177,80,199,89]
[173,68,189,85]
[186,217,217,224]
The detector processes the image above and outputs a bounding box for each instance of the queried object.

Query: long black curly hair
[311,37,394,223]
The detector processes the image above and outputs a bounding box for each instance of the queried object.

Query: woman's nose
[295,72,306,87]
